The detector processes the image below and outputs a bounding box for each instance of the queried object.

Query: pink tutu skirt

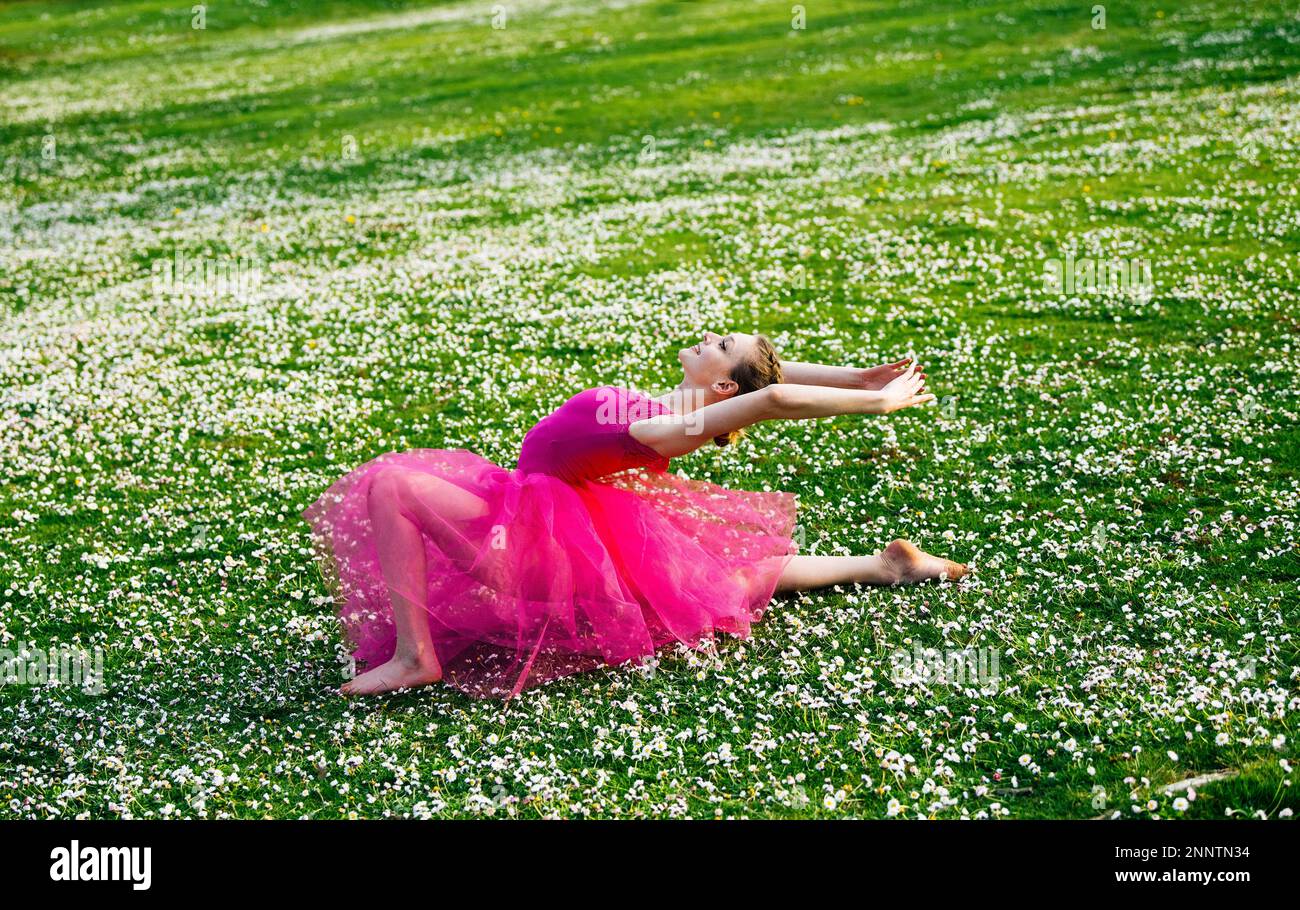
[304,449,798,698]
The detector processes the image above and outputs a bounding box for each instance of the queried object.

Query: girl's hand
[858,357,926,391]
[877,361,935,413]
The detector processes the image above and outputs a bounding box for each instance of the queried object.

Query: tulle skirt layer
[303,450,798,698]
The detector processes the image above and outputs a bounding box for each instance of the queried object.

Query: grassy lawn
[1,0,1297,819]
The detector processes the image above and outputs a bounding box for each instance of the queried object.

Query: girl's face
[678,330,758,395]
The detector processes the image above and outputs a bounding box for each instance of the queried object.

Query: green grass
[0,0,1298,819]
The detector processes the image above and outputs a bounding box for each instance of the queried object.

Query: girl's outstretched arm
[630,364,934,458]
[781,357,922,391]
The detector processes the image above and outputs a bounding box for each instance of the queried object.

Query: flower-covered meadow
[1,0,1297,818]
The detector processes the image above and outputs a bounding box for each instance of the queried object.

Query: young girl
[304,331,967,698]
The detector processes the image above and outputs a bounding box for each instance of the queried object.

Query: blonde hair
[714,335,783,447]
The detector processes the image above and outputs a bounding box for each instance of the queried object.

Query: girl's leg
[341,467,489,695]
[776,539,967,593]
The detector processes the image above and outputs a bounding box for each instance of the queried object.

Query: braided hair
[713,335,783,447]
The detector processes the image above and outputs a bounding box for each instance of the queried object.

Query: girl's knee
[367,466,407,514]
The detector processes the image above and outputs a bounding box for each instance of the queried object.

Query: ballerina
[303,331,967,698]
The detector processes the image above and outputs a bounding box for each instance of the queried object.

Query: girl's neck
[654,383,712,415]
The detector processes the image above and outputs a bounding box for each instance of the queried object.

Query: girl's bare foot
[880,538,968,585]
[340,650,442,696]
